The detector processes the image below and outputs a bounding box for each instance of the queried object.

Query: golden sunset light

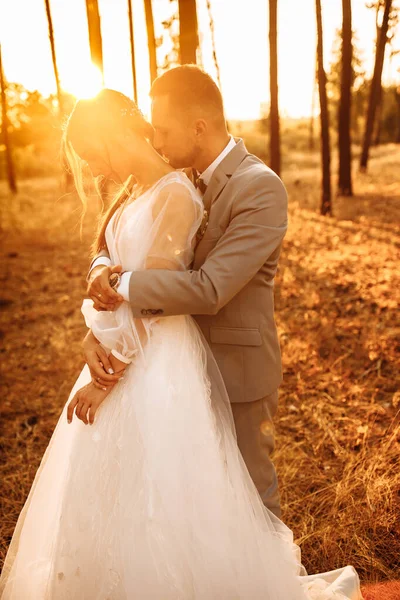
[1,0,399,118]
[1,0,399,595]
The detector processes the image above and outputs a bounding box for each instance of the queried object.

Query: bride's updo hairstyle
[63,89,154,254]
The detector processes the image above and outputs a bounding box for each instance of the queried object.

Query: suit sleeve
[127,173,288,317]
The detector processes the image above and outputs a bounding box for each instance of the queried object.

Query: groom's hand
[87,264,124,311]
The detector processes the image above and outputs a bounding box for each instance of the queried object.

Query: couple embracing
[0,66,362,599]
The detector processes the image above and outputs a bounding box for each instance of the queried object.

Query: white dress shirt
[91,136,237,302]
[198,135,236,186]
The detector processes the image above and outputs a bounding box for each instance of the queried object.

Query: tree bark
[372,85,383,145]
[309,50,318,151]
[44,0,64,115]
[178,0,198,65]
[0,45,17,194]
[395,86,400,143]
[206,0,222,89]
[338,0,353,195]
[85,0,104,84]
[268,0,281,176]
[315,0,332,215]
[127,0,138,103]
[360,0,392,171]
[144,0,157,83]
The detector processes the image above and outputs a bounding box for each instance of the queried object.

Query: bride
[0,90,362,600]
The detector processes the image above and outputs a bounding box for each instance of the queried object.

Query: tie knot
[195,177,207,195]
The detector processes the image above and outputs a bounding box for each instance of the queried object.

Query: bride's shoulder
[152,172,202,219]
[161,170,196,190]
[156,171,199,199]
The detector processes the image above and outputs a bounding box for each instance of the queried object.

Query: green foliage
[0,84,74,149]
[0,84,75,179]
[377,84,400,143]
[155,0,180,73]
[327,27,400,144]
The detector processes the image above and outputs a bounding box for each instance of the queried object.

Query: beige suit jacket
[89,139,288,403]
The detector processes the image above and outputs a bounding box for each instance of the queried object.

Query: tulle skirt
[0,316,361,599]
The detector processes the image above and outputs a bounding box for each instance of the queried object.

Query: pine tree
[338,0,353,195]
[0,45,17,193]
[269,0,281,176]
[315,0,332,215]
[178,0,198,64]
[144,0,157,83]
[360,0,393,170]
[85,0,104,84]
[127,0,138,103]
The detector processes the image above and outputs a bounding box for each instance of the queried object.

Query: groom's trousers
[231,389,281,519]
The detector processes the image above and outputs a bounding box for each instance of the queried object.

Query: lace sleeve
[81,176,203,363]
[144,179,202,271]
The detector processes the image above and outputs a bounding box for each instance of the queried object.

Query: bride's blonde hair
[63,89,154,256]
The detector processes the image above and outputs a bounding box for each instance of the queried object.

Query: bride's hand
[83,330,123,389]
[67,382,110,426]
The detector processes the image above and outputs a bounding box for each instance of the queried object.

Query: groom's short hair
[150,65,225,124]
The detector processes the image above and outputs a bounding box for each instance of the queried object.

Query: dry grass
[275,145,400,582]
[0,144,399,585]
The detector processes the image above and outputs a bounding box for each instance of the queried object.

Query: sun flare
[63,63,103,100]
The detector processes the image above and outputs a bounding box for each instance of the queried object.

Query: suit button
[156,309,163,315]
[141,309,148,315]
[150,309,158,315]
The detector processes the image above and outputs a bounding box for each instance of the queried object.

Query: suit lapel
[202,170,229,212]
[202,138,249,212]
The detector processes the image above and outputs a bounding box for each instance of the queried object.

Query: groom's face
[151,95,200,169]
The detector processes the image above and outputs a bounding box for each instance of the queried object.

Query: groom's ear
[194,119,207,138]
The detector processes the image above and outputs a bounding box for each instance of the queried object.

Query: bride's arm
[81,180,202,367]
[69,182,201,425]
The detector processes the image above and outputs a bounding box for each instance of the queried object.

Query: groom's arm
[126,172,288,318]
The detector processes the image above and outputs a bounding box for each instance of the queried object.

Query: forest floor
[0,143,399,584]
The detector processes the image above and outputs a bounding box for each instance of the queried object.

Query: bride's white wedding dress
[0,172,362,599]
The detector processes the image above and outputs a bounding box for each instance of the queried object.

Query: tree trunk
[315,0,332,215]
[44,0,73,189]
[269,0,281,176]
[127,0,138,103]
[85,0,104,84]
[309,50,318,151]
[338,0,353,195]
[44,0,64,115]
[360,0,392,171]
[178,0,198,65]
[372,86,383,145]
[144,0,157,83]
[206,0,222,90]
[395,86,400,143]
[0,45,17,194]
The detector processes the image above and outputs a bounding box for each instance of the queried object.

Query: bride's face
[70,132,134,183]
[69,133,114,179]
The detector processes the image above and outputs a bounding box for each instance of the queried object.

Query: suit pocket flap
[210,327,262,347]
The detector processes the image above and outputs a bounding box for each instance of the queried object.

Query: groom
[85,66,288,519]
